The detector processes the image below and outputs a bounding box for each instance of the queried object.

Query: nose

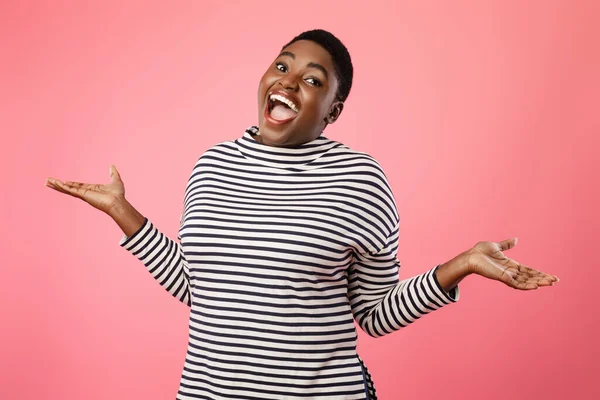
[277,74,299,91]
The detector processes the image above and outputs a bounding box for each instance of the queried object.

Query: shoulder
[329,141,394,196]
[329,140,389,173]
[329,141,399,242]
[180,140,242,186]
[188,139,244,169]
[197,139,238,160]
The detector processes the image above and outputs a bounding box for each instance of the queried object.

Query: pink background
[2,1,598,399]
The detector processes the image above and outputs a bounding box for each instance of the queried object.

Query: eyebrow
[278,51,329,80]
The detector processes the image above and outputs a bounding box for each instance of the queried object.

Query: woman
[45,29,558,400]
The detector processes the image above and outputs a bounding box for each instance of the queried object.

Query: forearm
[115,201,191,307]
[350,263,462,338]
[109,198,146,237]
[435,252,471,292]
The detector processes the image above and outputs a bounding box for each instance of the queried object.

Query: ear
[325,101,344,124]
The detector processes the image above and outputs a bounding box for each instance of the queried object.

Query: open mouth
[266,93,299,123]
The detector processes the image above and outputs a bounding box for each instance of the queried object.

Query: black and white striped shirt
[119,126,460,400]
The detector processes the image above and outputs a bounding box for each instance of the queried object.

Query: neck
[252,131,323,148]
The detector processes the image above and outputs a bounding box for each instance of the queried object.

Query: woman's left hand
[465,238,559,290]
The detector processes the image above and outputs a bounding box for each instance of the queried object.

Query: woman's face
[257,39,343,147]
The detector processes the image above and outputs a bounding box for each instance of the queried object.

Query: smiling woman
[45,28,558,400]
[256,30,352,147]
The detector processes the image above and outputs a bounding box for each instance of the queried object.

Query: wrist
[108,198,146,236]
[107,197,131,219]
[461,248,480,276]
[436,252,472,292]
[457,251,474,276]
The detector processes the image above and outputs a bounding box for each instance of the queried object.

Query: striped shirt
[119,126,460,400]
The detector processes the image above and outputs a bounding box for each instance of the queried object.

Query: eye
[275,62,287,72]
[305,77,322,87]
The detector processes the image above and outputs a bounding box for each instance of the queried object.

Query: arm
[45,163,192,307]
[111,198,192,307]
[348,226,461,338]
[435,252,471,292]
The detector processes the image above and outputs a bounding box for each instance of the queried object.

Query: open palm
[467,238,559,290]
[45,165,125,215]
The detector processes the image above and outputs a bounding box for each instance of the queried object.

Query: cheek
[259,72,277,88]
[257,75,267,96]
[258,74,277,103]
[301,96,328,121]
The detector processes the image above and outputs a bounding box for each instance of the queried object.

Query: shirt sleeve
[116,154,210,307]
[347,226,460,338]
[117,153,201,309]
[346,155,460,338]
[119,215,191,307]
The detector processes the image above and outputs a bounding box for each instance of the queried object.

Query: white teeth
[269,93,299,113]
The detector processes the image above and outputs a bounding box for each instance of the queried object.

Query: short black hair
[281,29,353,103]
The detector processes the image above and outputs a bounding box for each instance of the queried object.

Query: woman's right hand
[45,165,126,215]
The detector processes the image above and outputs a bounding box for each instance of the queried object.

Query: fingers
[498,237,518,251]
[110,165,122,182]
[62,181,95,190]
[498,269,535,290]
[517,263,558,283]
[517,281,538,290]
[45,177,62,190]
[45,177,80,198]
[505,263,559,291]
[504,271,539,290]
